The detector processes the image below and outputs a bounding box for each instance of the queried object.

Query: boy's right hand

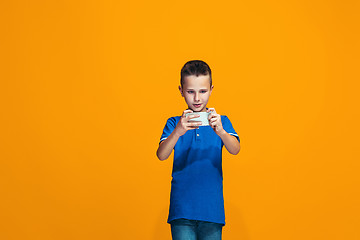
[174,109,202,137]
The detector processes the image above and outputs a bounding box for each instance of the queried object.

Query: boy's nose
[194,93,200,101]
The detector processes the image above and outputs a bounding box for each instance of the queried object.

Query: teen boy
[157,60,240,240]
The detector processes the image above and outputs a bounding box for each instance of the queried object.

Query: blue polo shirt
[159,114,240,226]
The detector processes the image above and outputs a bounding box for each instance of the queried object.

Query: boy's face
[179,74,214,112]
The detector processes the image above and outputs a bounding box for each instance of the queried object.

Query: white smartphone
[185,112,210,126]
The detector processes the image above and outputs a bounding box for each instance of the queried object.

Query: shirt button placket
[195,128,200,141]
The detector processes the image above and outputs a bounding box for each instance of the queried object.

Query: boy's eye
[200,91,207,93]
[187,91,194,94]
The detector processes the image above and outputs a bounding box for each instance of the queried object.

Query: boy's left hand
[207,108,224,135]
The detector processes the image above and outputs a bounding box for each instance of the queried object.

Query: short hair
[180,60,212,87]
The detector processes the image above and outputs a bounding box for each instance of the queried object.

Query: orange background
[1,0,359,239]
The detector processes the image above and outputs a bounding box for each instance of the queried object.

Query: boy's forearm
[156,131,181,160]
[218,130,241,155]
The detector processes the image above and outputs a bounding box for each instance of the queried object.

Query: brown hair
[180,60,212,87]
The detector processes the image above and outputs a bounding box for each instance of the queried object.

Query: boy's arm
[218,130,241,155]
[207,108,240,155]
[156,110,202,161]
[156,130,181,161]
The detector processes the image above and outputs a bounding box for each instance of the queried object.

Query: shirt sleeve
[221,115,240,143]
[159,117,178,144]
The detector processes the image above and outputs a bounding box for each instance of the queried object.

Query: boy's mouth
[193,104,202,108]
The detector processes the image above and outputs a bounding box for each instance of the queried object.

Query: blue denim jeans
[170,218,223,240]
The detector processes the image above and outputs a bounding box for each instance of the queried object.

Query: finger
[208,113,218,120]
[183,110,193,117]
[209,118,218,123]
[182,109,193,117]
[186,121,202,127]
[187,114,200,119]
[207,108,216,114]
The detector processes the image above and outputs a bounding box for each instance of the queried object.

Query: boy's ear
[179,86,184,97]
[210,85,214,94]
